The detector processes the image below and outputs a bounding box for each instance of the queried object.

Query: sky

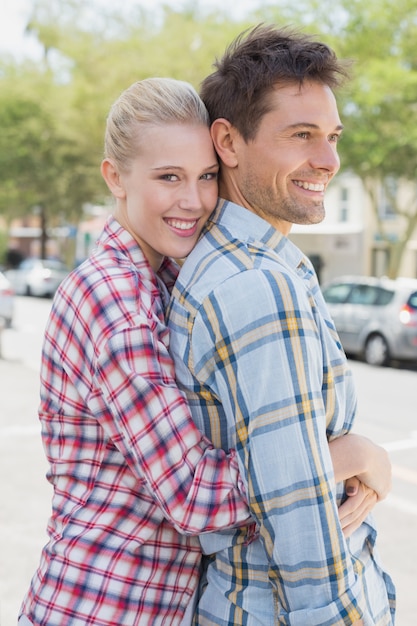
[1,0,270,60]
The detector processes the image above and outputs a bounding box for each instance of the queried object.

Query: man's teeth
[294,181,325,191]
[168,220,196,230]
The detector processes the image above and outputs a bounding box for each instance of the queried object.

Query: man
[168,25,395,625]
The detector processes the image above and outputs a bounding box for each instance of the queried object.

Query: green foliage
[1,0,417,275]
[0,0,251,237]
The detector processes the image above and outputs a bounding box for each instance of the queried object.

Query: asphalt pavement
[0,355,51,626]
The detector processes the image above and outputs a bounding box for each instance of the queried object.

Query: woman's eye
[161,174,178,182]
[201,172,218,181]
[329,133,342,143]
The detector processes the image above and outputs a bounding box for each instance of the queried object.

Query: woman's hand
[338,478,378,538]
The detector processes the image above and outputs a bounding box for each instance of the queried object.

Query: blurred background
[1,0,417,284]
[0,0,416,624]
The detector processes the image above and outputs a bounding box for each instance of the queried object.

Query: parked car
[0,270,15,328]
[5,258,70,298]
[322,275,417,366]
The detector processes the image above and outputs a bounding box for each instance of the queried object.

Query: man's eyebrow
[287,122,345,131]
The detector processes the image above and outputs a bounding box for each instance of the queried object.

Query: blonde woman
[19,78,252,626]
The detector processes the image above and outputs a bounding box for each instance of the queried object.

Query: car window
[376,287,395,305]
[322,283,352,304]
[348,285,379,305]
[44,260,67,271]
[347,285,394,306]
[407,291,417,310]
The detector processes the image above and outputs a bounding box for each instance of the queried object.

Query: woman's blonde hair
[104,77,210,171]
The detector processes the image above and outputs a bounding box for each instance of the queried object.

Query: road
[1,296,416,624]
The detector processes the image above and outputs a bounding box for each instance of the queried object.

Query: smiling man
[168,24,395,625]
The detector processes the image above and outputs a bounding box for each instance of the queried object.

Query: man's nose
[310,141,340,174]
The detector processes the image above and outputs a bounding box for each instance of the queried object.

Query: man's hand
[338,478,377,537]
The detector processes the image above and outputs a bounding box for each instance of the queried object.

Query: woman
[19,77,390,625]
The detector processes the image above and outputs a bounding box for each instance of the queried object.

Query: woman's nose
[177,182,202,210]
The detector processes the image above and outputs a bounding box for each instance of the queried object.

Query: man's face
[228,81,343,235]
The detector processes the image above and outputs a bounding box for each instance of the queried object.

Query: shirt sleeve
[90,320,252,536]
[191,268,365,624]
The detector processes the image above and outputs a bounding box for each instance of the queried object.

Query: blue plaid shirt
[168,200,395,625]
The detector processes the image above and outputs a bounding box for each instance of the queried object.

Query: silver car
[322,275,417,366]
[5,258,69,298]
[0,271,14,328]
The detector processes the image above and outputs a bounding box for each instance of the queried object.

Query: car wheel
[364,334,389,366]
[25,284,32,296]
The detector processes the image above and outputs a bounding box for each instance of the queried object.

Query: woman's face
[114,122,219,270]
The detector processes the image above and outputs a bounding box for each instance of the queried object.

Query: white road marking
[384,493,417,517]
[391,464,417,486]
[382,431,417,452]
[0,425,41,437]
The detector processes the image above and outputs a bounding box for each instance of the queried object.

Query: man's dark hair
[200,23,351,141]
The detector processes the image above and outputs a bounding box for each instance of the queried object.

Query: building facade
[289,171,417,285]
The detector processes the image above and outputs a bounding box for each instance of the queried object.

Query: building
[289,171,417,285]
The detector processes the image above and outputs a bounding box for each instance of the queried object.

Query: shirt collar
[98,215,179,288]
[209,198,305,271]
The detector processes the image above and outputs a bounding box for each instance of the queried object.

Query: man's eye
[296,132,309,139]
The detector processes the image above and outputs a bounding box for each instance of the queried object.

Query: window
[339,187,349,223]
[348,285,379,305]
[348,285,394,306]
[379,177,397,220]
[322,283,352,304]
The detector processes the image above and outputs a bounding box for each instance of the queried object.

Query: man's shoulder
[174,228,255,304]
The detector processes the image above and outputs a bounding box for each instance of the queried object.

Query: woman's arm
[329,433,392,499]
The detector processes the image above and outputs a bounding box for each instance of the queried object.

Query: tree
[0,65,102,258]
[5,0,417,276]
[335,0,417,278]
[0,0,250,266]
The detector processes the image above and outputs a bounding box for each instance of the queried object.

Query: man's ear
[210,118,239,168]
[100,159,126,199]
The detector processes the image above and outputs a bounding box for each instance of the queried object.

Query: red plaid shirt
[20,217,250,625]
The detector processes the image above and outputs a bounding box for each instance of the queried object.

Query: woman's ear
[210,118,239,168]
[100,159,126,199]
